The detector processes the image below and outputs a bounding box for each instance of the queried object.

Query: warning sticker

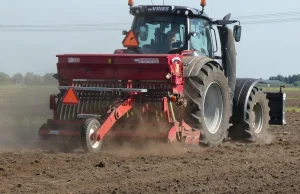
[122,30,139,47]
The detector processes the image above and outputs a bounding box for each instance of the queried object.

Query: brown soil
[0,94,300,194]
[286,98,300,107]
[286,92,300,99]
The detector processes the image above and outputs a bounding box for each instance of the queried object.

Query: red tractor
[38,0,286,153]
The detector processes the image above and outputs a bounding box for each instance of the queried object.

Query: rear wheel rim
[253,103,263,134]
[204,82,224,134]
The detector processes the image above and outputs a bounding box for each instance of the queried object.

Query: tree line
[0,72,57,85]
[269,74,300,86]
[1,72,300,86]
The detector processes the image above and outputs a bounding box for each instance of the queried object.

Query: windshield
[189,18,213,57]
[132,15,187,54]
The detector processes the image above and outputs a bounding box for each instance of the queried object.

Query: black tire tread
[184,62,231,147]
[245,87,271,142]
[229,86,271,143]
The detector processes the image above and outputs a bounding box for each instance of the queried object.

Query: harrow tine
[96,83,100,114]
[76,83,82,117]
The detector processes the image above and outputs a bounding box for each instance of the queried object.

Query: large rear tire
[184,62,231,147]
[81,118,103,153]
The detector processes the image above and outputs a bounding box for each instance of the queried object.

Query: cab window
[190,18,213,57]
[132,15,187,54]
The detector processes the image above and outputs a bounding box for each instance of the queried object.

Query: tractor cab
[116,1,242,58]
[117,4,214,57]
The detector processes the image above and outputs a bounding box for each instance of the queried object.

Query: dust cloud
[0,86,53,150]
[0,88,203,156]
[0,115,44,150]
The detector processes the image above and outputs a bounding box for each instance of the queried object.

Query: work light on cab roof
[200,0,206,12]
[128,0,134,7]
[200,0,207,7]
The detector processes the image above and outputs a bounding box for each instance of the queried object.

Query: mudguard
[232,78,286,125]
[182,55,223,78]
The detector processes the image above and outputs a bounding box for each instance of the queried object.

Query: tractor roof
[130,5,211,20]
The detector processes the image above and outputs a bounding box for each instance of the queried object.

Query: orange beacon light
[128,0,134,7]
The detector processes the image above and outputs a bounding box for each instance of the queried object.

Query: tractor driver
[165,23,181,51]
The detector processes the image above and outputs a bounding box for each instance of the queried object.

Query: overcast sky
[0,0,299,79]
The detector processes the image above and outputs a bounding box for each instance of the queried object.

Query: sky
[0,0,299,79]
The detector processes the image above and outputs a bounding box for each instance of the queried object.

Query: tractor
[38,0,286,153]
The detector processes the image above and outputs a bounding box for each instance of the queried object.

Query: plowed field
[0,86,300,194]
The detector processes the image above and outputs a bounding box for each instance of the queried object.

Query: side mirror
[233,25,242,42]
[122,30,128,35]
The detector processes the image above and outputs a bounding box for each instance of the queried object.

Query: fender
[182,55,223,78]
[232,78,260,122]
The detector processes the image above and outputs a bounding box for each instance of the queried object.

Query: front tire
[81,118,103,153]
[184,62,231,147]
